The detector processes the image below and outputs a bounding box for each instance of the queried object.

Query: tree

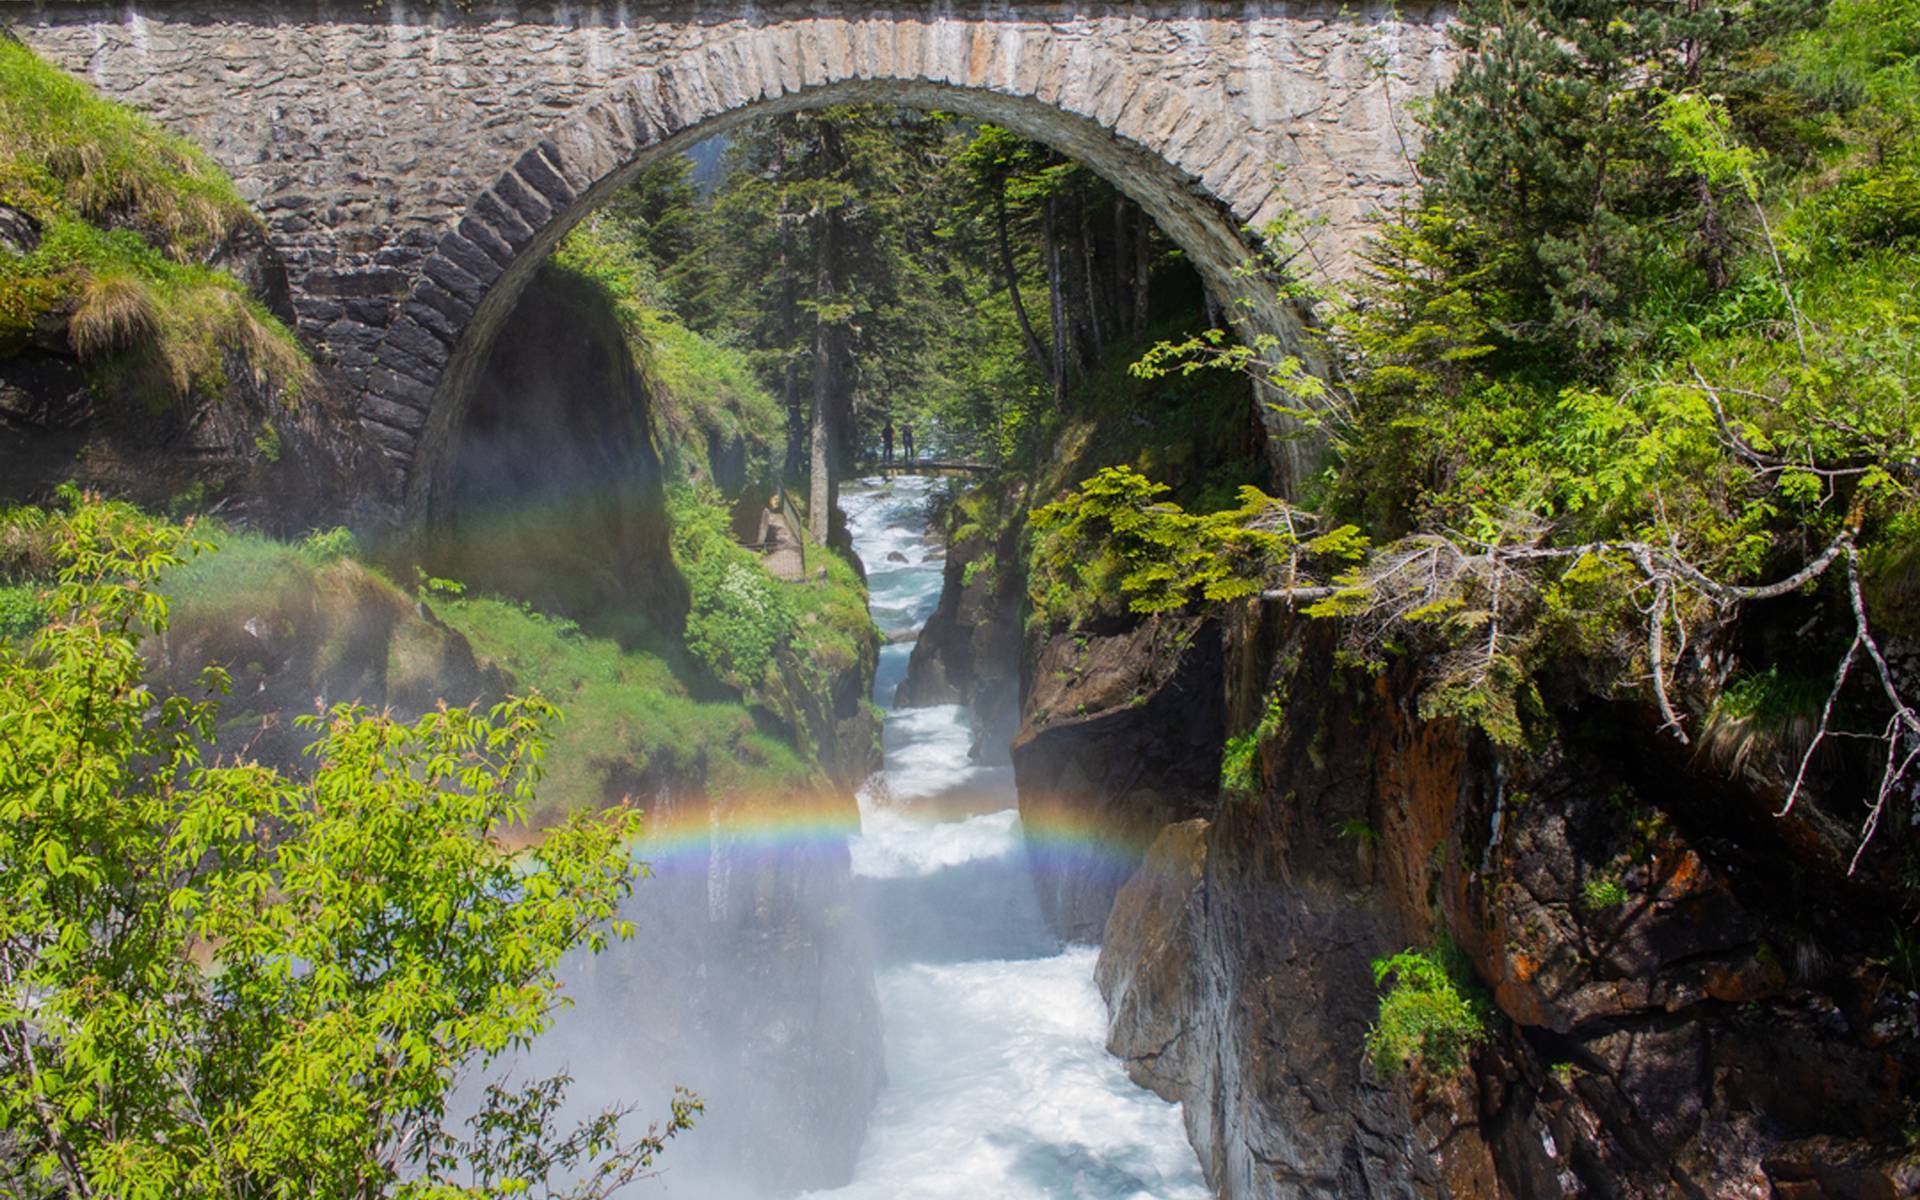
[1421,0,1822,367]
[0,496,693,1199]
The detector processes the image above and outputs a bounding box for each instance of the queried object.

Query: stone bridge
[13,1,1456,515]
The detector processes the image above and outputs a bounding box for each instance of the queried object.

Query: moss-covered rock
[0,36,373,527]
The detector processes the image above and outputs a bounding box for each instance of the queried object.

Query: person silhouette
[883,417,895,465]
[902,422,915,463]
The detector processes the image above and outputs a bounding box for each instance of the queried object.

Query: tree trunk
[1043,193,1069,404]
[809,204,837,546]
[1132,207,1152,336]
[995,183,1051,373]
[776,129,806,481]
[1080,200,1106,364]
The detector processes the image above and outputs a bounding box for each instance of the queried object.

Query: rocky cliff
[1011,613,1228,943]
[894,502,1022,763]
[1095,603,1920,1199]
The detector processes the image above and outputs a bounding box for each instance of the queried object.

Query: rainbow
[537,788,1164,889]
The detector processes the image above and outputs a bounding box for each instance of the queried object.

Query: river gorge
[3,7,1918,1197]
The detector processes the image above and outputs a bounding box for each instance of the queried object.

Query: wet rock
[1098,818,1209,1101]
[1012,615,1224,942]
[886,549,908,563]
[1091,602,1920,1198]
[896,512,1022,761]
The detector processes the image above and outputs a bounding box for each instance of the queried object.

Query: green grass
[0,36,253,253]
[0,39,310,404]
[437,594,820,820]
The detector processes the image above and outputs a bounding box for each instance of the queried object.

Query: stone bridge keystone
[14,1,1458,517]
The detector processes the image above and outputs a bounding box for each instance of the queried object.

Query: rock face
[1095,604,1920,1199]
[1011,614,1226,942]
[895,516,1022,762]
[432,261,689,632]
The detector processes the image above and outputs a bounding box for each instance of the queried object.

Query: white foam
[852,807,1022,880]
[801,949,1209,1200]
[820,478,1206,1200]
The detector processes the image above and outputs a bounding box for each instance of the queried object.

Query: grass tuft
[67,268,160,360]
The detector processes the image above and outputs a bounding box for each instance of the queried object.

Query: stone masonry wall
[13,1,1457,513]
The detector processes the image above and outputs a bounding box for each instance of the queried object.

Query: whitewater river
[807,476,1209,1200]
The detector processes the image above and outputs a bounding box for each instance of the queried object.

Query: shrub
[669,486,796,689]
[298,524,358,564]
[0,495,689,1195]
[1366,946,1489,1080]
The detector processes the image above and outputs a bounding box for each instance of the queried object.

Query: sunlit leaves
[0,496,660,1198]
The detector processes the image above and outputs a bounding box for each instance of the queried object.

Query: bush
[298,524,358,563]
[1366,946,1489,1080]
[669,486,796,689]
[0,496,688,1196]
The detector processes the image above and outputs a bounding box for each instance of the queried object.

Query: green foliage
[1582,874,1630,911]
[961,550,997,589]
[298,525,359,564]
[1028,466,1327,626]
[1221,688,1288,802]
[414,566,468,601]
[0,496,679,1197]
[669,486,796,689]
[0,40,311,406]
[1366,946,1490,1080]
[0,582,43,639]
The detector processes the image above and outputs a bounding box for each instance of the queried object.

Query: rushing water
[807,476,1209,1200]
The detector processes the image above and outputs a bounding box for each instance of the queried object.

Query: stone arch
[369,20,1314,521]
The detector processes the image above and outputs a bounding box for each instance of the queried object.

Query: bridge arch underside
[391,73,1311,523]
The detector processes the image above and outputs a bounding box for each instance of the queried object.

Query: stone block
[359,413,421,453]
[514,146,576,208]
[415,280,476,326]
[361,392,429,434]
[401,300,459,347]
[456,217,516,269]
[492,172,554,231]
[437,232,505,289]
[385,313,453,361]
[470,192,537,253]
[421,252,488,312]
